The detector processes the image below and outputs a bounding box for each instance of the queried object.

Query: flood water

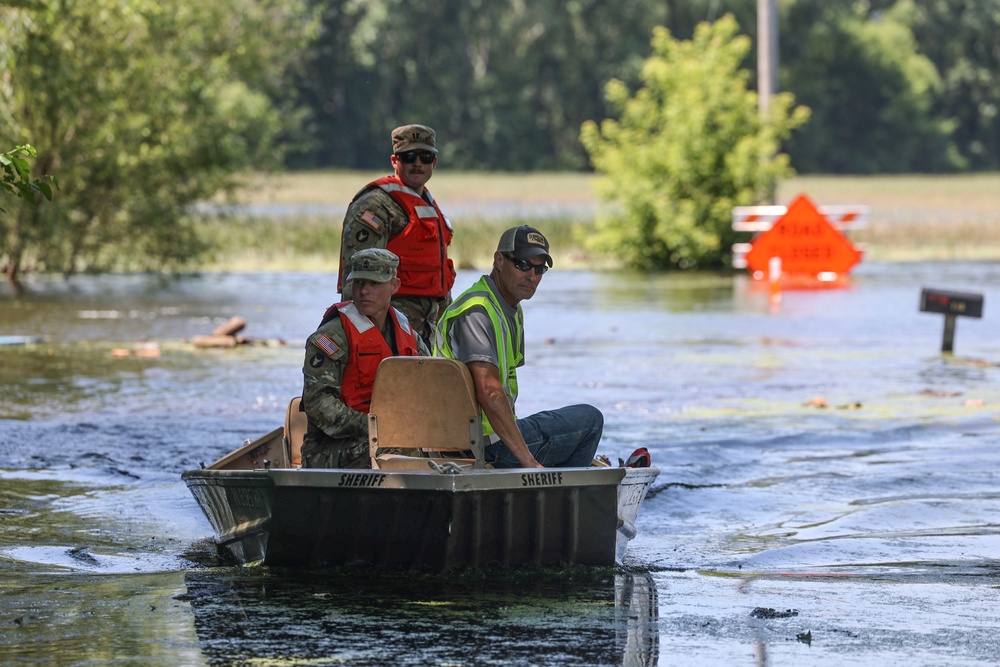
[1,261,999,666]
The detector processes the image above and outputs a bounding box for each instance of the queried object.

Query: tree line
[289,0,1000,174]
[2,0,999,284]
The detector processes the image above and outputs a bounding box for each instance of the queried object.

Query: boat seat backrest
[284,396,306,467]
[368,357,485,469]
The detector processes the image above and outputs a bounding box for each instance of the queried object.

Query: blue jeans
[485,404,603,468]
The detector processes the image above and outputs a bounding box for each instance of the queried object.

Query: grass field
[197,171,1000,270]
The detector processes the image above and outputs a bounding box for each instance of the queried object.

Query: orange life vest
[323,301,420,412]
[372,176,456,298]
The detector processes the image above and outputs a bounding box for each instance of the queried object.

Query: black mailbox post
[919,288,984,353]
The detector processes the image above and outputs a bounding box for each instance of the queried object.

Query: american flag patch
[360,210,382,230]
[316,334,339,356]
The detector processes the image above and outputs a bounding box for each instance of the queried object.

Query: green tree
[781,0,958,173]
[580,15,808,270]
[284,0,996,174]
[894,0,1000,170]
[0,0,315,287]
[659,0,757,41]
[288,0,670,171]
[1,144,54,211]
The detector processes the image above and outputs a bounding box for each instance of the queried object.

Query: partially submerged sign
[742,195,863,278]
[919,288,984,319]
[919,288,984,353]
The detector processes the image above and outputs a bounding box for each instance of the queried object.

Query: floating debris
[111,342,160,358]
[190,316,284,349]
[750,607,799,619]
[920,388,963,397]
[190,334,240,349]
[67,546,100,566]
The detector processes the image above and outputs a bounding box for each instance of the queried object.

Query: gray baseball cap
[497,225,552,267]
[347,248,399,283]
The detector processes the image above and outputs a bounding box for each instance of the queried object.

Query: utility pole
[758,0,779,203]
[757,0,778,116]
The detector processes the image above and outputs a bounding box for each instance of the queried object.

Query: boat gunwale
[183,465,644,493]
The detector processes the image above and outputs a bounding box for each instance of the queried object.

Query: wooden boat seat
[368,357,486,470]
[283,396,306,467]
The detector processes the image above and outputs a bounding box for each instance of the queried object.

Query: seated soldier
[300,248,430,468]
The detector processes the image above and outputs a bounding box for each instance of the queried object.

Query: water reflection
[0,570,203,666]
[184,567,659,666]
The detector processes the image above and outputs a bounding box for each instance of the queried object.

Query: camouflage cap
[391,124,437,154]
[347,248,399,283]
[497,225,552,267]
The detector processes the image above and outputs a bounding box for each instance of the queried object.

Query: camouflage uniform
[300,308,431,469]
[338,124,453,348]
[339,188,450,345]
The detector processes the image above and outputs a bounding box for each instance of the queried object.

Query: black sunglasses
[396,150,436,165]
[503,253,549,276]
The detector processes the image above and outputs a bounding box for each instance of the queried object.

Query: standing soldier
[337,124,456,348]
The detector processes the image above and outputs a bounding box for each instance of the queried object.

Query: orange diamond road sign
[744,194,862,277]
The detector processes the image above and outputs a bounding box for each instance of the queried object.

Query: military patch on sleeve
[355,228,370,243]
[360,209,383,230]
[315,334,339,357]
[310,353,325,368]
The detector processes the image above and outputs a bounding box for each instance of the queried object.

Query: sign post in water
[919,288,984,353]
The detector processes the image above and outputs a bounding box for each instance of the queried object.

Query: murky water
[1,261,999,665]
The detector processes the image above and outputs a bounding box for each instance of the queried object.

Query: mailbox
[919,288,984,318]
[919,287,984,353]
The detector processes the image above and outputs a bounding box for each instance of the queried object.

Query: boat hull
[183,466,659,568]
